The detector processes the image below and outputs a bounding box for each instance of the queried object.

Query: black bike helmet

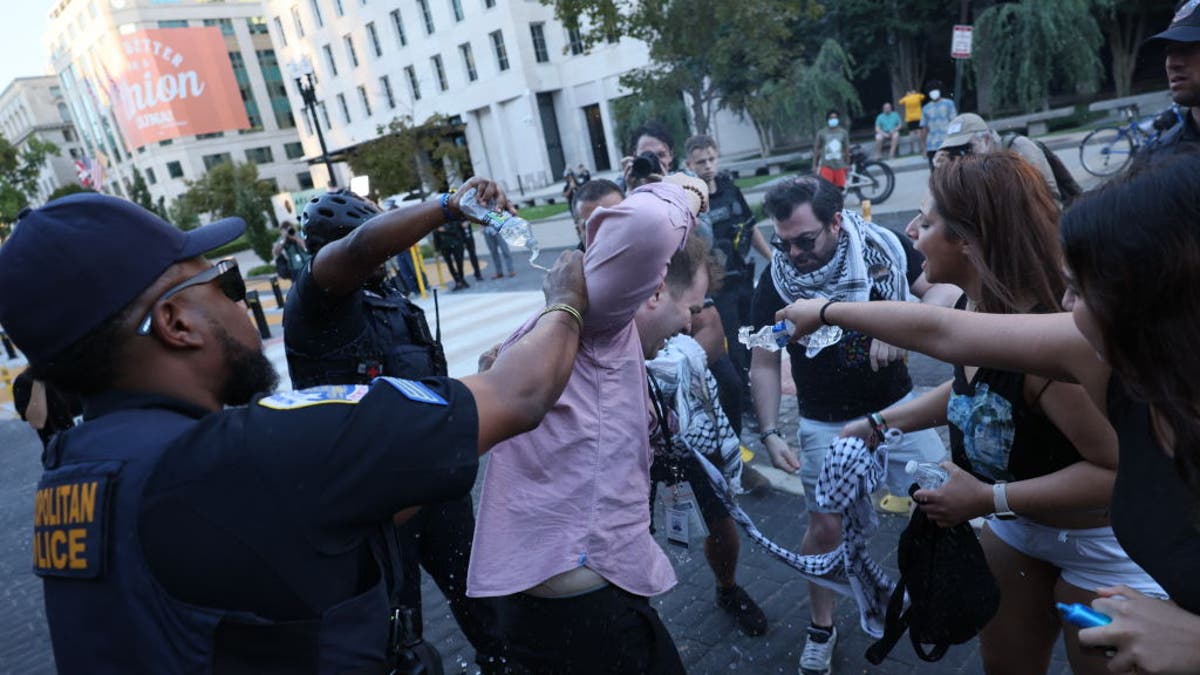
[301,189,381,255]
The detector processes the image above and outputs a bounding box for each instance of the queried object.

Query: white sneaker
[799,624,837,675]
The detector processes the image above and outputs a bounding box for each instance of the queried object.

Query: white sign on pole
[951,25,973,59]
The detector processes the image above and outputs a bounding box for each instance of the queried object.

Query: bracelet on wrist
[440,191,459,222]
[867,411,888,435]
[539,303,583,331]
[819,299,840,326]
[759,428,781,443]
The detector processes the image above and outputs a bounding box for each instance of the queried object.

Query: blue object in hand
[1056,602,1112,628]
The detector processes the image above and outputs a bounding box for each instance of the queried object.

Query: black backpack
[865,495,1000,664]
[1004,135,1083,205]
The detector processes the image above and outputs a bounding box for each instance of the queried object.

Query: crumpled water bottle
[737,319,842,358]
[905,460,949,490]
[457,187,547,270]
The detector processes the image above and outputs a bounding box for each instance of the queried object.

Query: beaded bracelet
[677,183,708,213]
[759,428,781,443]
[539,303,583,331]
[439,191,458,222]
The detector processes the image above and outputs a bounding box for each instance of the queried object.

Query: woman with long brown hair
[840,152,1163,675]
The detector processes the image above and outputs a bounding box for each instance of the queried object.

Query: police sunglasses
[136,259,246,336]
[770,230,824,254]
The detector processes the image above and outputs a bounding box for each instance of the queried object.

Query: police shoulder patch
[374,377,449,406]
[258,385,371,410]
[33,463,118,579]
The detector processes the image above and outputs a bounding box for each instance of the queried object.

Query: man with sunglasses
[0,191,587,674]
[748,176,945,675]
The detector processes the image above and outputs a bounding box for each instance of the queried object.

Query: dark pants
[463,224,483,280]
[708,354,744,437]
[711,272,754,380]
[439,245,466,285]
[396,496,503,663]
[393,250,420,295]
[485,586,685,675]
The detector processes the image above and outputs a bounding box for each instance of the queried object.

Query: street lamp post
[288,59,337,188]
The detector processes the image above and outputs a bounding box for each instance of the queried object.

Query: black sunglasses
[136,259,246,335]
[770,229,826,254]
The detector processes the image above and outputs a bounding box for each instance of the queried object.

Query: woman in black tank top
[843,153,1131,675]
[777,151,1200,675]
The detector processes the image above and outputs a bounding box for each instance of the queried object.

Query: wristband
[759,428,781,443]
[539,303,583,331]
[992,481,1018,520]
[440,191,458,222]
[819,299,840,326]
[867,411,888,435]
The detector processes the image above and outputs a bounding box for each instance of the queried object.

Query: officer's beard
[216,326,280,406]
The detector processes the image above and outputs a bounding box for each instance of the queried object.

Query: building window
[567,25,584,55]
[203,18,235,36]
[158,19,188,28]
[229,51,263,130]
[62,127,75,142]
[69,147,81,159]
[430,54,448,91]
[484,0,495,7]
[333,0,344,17]
[381,75,396,109]
[322,44,338,76]
[297,171,314,190]
[291,6,305,37]
[272,16,288,45]
[450,0,464,21]
[245,146,275,164]
[417,0,434,34]
[390,9,407,46]
[358,85,372,116]
[336,93,351,124]
[309,0,324,27]
[344,34,359,68]
[247,16,270,34]
[318,101,331,129]
[366,22,382,57]
[196,131,225,140]
[145,167,157,185]
[459,43,477,82]
[530,23,549,63]
[490,30,509,71]
[405,65,421,100]
[202,153,233,170]
[284,142,305,159]
[256,49,296,130]
[159,139,174,147]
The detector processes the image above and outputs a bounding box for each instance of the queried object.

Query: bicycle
[1078,104,1181,177]
[843,145,895,204]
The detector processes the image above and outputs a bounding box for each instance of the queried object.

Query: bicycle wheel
[1079,127,1135,177]
[852,161,895,204]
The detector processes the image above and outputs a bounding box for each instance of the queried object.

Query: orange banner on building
[104,27,249,149]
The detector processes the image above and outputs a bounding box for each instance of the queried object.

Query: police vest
[35,399,392,674]
[708,175,755,276]
[288,281,447,389]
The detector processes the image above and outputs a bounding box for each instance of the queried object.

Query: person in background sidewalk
[433,221,470,291]
[813,110,851,189]
[920,80,958,168]
[461,221,485,282]
[482,220,515,278]
[898,89,926,156]
[932,113,1063,204]
[874,102,902,159]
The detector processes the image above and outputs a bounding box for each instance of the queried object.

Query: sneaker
[799,624,837,675]
[716,585,768,636]
[739,464,772,495]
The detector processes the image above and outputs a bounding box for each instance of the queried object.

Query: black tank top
[1107,375,1200,613]
[946,297,1081,482]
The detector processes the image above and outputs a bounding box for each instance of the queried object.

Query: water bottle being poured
[457,187,549,271]
[737,319,843,358]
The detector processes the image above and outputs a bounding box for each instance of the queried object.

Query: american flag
[73,156,106,191]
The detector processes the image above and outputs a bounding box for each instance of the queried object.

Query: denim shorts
[797,391,947,513]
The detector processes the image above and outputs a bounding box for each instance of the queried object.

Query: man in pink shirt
[468,175,706,674]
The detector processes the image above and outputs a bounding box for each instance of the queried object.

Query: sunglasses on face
[770,229,825,254]
[943,145,971,158]
[136,259,246,335]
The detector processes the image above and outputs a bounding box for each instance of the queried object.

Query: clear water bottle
[905,460,949,490]
[796,324,843,357]
[738,319,795,351]
[457,187,546,269]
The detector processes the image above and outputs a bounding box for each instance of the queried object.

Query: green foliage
[975,0,1104,112]
[609,79,690,156]
[517,202,570,221]
[168,194,201,231]
[128,167,156,214]
[0,135,59,223]
[179,162,275,262]
[247,263,276,277]
[347,113,471,197]
[47,184,93,202]
[207,234,253,258]
[1093,0,1176,97]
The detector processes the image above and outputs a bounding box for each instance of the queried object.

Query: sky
[0,2,52,93]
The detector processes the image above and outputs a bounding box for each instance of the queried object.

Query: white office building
[0,76,85,204]
[263,0,758,193]
[46,0,312,206]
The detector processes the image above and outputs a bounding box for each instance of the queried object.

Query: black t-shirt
[708,174,755,274]
[750,232,922,421]
[1107,375,1200,614]
[947,299,1081,482]
[283,264,371,358]
[139,378,478,620]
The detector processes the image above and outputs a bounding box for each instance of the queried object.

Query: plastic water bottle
[905,460,949,490]
[457,187,546,269]
[738,320,842,357]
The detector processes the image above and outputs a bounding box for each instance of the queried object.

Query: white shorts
[987,517,1167,598]
[798,391,947,513]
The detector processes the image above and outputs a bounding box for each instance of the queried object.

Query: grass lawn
[517,202,570,221]
[735,171,799,190]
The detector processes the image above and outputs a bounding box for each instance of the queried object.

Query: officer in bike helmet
[283,180,508,671]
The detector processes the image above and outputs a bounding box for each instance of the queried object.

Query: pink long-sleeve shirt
[466,182,694,598]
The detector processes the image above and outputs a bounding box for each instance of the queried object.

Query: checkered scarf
[770,209,913,305]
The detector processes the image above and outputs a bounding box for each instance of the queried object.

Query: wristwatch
[992,481,1018,520]
[759,428,781,443]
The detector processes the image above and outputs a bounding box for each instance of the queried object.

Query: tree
[1095,0,1176,98]
[0,135,59,222]
[180,162,275,262]
[974,0,1103,112]
[347,113,471,197]
[47,183,93,202]
[608,76,690,157]
[128,167,156,214]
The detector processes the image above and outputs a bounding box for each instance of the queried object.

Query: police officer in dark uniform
[283,187,499,668]
[1140,1,1200,159]
[0,190,586,673]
